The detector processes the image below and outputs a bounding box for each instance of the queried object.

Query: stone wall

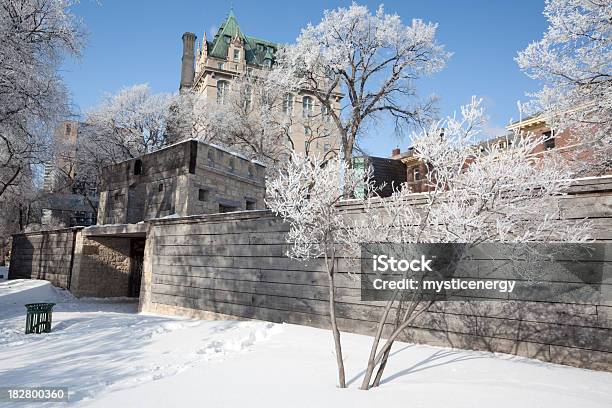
[97,140,266,224]
[9,228,138,298]
[140,176,612,371]
[8,228,79,289]
[185,143,266,214]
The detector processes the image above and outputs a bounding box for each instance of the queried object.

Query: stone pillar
[138,223,155,313]
[180,32,196,92]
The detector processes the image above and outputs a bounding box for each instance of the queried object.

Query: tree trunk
[328,269,347,388]
[372,343,392,387]
[360,291,398,390]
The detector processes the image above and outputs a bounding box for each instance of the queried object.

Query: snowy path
[1,279,611,407]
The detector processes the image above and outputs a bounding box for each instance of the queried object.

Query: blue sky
[62,0,548,157]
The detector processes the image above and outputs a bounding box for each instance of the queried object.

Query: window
[229,158,235,171]
[218,62,225,70]
[233,49,240,61]
[263,59,272,68]
[114,192,122,202]
[246,200,256,210]
[321,105,330,122]
[413,168,421,181]
[224,35,231,44]
[217,80,229,104]
[158,183,164,192]
[498,141,507,149]
[323,143,331,152]
[219,204,237,213]
[304,126,312,136]
[302,96,313,117]
[66,123,71,135]
[543,131,555,150]
[247,165,254,177]
[198,189,209,201]
[283,93,293,115]
[134,159,143,175]
[304,140,310,151]
[207,149,214,162]
[246,67,254,76]
[257,43,264,52]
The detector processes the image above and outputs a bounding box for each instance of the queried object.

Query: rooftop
[206,10,278,67]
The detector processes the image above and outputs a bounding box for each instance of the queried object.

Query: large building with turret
[178,10,341,158]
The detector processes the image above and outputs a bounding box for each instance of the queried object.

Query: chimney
[180,32,197,92]
[391,147,401,158]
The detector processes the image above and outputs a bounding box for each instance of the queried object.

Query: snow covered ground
[1,279,611,408]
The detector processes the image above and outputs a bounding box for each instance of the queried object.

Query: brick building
[390,117,606,193]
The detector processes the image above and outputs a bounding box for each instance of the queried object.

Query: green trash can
[25,303,55,334]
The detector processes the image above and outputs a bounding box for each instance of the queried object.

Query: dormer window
[224,35,231,44]
[233,49,240,61]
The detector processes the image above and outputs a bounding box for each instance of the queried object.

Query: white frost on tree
[266,152,373,388]
[0,0,83,235]
[516,0,611,173]
[267,97,591,391]
[85,84,177,162]
[272,2,450,168]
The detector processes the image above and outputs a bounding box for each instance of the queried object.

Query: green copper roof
[207,10,277,66]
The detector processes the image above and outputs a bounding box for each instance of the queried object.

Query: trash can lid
[25,303,56,311]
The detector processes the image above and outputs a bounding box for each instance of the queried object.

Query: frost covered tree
[516,0,611,173]
[358,97,591,389]
[85,84,177,162]
[266,153,372,388]
[273,2,449,168]
[267,97,591,390]
[0,0,83,238]
[0,0,83,200]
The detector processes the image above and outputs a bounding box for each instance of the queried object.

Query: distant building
[390,147,432,193]
[97,140,266,225]
[42,121,98,227]
[353,155,407,197]
[178,10,342,158]
[388,117,607,193]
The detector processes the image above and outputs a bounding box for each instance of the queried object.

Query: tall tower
[180,32,197,92]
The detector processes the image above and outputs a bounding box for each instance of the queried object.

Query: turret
[180,32,196,92]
